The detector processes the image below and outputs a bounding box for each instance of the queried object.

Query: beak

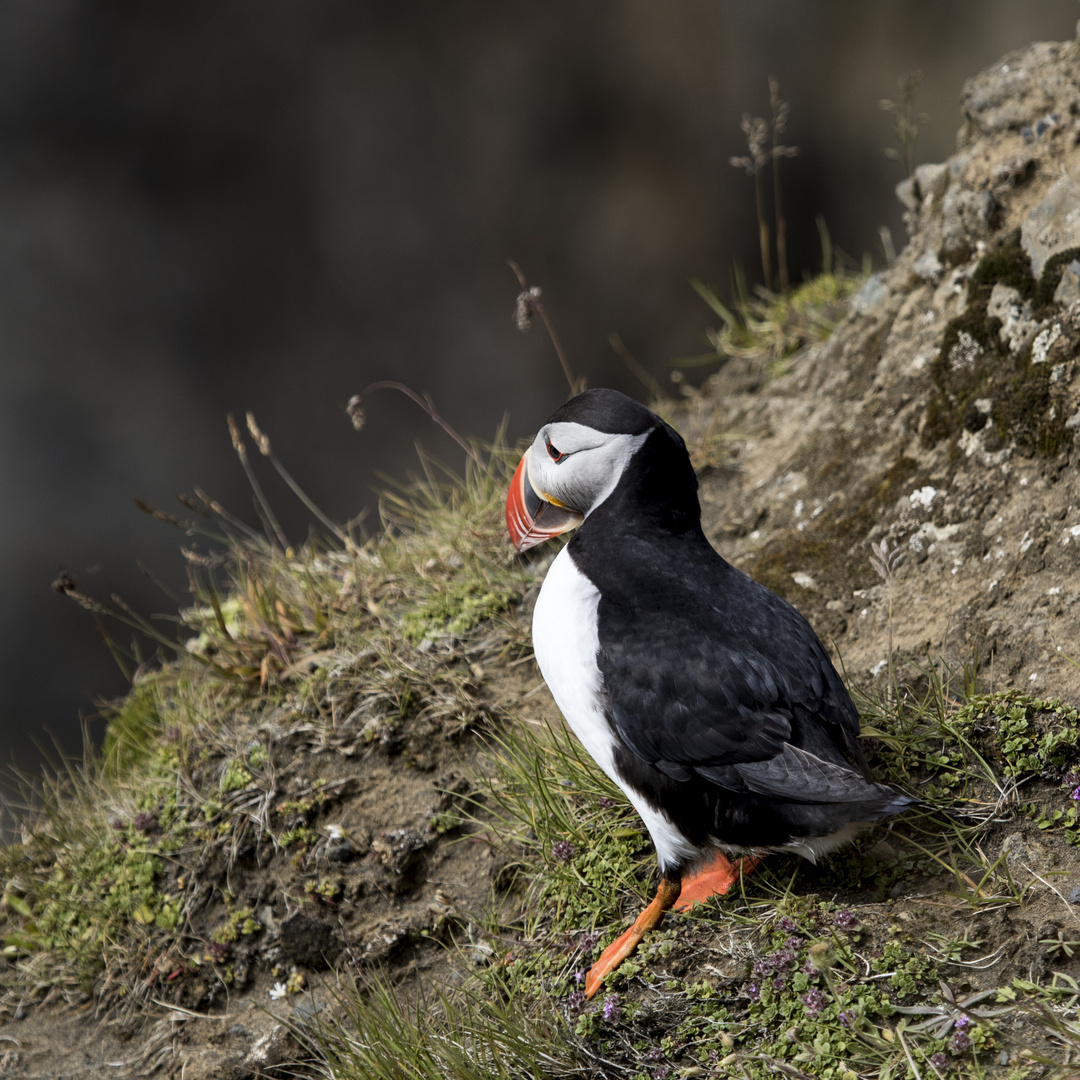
[506,448,584,553]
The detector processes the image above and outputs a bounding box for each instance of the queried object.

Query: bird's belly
[532,547,617,778]
[533,547,699,872]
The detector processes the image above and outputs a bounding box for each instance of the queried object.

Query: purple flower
[769,948,797,971]
[751,958,772,978]
[929,1052,949,1072]
[1071,785,1080,802]
[552,840,575,863]
[601,993,621,1023]
[205,940,229,962]
[802,962,817,975]
[566,989,586,1014]
[778,916,797,933]
[834,909,859,931]
[772,975,786,991]
[953,1013,971,1031]
[597,796,616,809]
[572,969,586,985]
[838,1010,856,1028]
[801,988,826,1017]
[133,812,157,834]
[949,1030,972,1054]
[746,982,761,1002]
[579,930,600,951]
[651,1068,672,1080]
[644,1046,663,1062]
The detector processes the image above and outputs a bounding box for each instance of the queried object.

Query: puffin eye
[546,438,567,463]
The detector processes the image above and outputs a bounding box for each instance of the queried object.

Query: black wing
[596,560,864,791]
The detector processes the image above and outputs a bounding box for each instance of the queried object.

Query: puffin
[505,389,913,998]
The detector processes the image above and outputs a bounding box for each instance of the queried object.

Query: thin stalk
[358,381,484,470]
[773,146,788,293]
[508,261,579,395]
[245,412,350,546]
[225,415,290,551]
[755,168,772,290]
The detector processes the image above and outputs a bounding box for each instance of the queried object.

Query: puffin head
[506,388,680,553]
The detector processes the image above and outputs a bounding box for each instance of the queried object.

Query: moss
[1033,244,1080,311]
[745,503,876,604]
[968,228,1034,297]
[924,229,1073,457]
[872,455,919,504]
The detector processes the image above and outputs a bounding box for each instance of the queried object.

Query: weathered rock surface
[684,29,1080,706]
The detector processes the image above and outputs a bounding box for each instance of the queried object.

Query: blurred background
[2,0,1078,807]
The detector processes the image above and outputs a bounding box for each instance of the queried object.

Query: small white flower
[269,982,288,1000]
[327,825,345,841]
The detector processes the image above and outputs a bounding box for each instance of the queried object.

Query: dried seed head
[227,413,245,454]
[514,286,542,332]
[346,394,366,432]
[246,412,271,456]
[52,569,77,594]
[807,941,836,970]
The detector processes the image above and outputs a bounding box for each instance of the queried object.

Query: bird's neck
[586,425,701,538]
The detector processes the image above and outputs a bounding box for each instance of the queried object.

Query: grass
[0,421,533,1018]
[681,224,864,377]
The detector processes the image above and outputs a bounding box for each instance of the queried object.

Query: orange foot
[585,877,681,999]
[672,852,761,912]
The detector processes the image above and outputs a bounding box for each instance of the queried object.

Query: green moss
[219,759,253,793]
[745,505,875,603]
[402,572,515,643]
[924,229,1073,456]
[1033,244,1080,311]
[873,455,919,504]
[968,228,1034,297]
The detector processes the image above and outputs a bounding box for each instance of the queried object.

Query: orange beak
[506,448,583,553]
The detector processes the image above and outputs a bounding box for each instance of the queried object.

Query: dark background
[2,1,1078,816]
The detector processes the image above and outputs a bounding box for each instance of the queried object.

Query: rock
[1053,258,1080,306]
[242,1022,295,1075]
[1031,322,1063,364]
[1021,175,1080,278]
[291,998,326,1026]
[895,177,919,213]
[987,282,1037,353]
[326,838,359,863]
[913,250,943,280]
[959,40,1079,140]
[914,161,949,204]
[941,187,997,262]
[851,272,889,315]
[278,911,344,969]
[371,827,432,892]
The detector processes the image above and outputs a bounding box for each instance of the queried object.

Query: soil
[6,28,1080,1080]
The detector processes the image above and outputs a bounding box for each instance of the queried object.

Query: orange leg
[672,851,761,912]
[585,877,681,999]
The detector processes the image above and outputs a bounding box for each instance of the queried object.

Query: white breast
[532,546,698,872]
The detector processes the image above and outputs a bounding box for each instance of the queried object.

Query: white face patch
[526,421,650,517]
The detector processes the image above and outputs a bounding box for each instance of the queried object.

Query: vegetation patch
[923,228,1076,457]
